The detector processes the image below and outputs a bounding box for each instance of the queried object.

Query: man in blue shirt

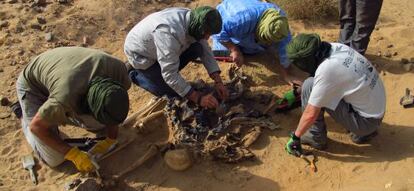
[212,0,297,84]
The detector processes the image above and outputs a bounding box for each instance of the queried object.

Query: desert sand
[0,0,413,190]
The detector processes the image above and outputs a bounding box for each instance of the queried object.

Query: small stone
[0,20,9,28]
[30,23,41,30]
[17,49,24,55]
[378,36,384,40]
[82,36,88,45]
[37,16,46,24]
[57,0,70,4]
[384,182,392,189]
[375,26,380,31]
[393,51,398,56]
[384,51,392,58]
[376,51,381,57]
[33,6,43,13]
[0,68,3,73]
[0,112,11,119]
[8,0,18,4]
[387,44,393,48]
[34,0,46,5]
[403,63,412,72]
[1,97,10,106]
[64,178,81,191]
[401,58,409,64]
[15,24,24,33]
[45,32,53,42]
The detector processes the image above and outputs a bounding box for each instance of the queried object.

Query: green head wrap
[256,8,289,45]
[189,6,222,40]
[87,77,129,126]
[287,33,331,76]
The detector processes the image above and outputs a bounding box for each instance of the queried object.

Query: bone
[113,144,159,180]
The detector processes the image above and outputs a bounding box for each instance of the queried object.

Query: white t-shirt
[308,43,385,118]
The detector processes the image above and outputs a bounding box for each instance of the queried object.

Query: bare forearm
[210,72,223,84]
[294,105,320,137]
[30,113,71,154]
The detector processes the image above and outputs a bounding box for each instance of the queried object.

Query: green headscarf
[87,76,129,126]
[256,8,289,45]
[189,6,222,40]
[287,33,331,76]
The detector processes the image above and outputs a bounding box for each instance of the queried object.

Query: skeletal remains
[70,67,285,189]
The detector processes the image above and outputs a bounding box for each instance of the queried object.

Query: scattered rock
[0,112,11,119]
[74,178,100,191]
[401,58,409,64]
[384,51,392,58]
[403,63,412,72]
[386,44,393,48]
[378,36,384,40]
[8,0,18,4]
[17,49,24,55]
[15,24,24,33]
[45,32,53,42]
[34,0,47,6]
[64,178,81,191]
[33,6,43,13]
[81,36,88,47]
[57,0,71,4]
[0,68,3,73]
[0,20,9,28]
[37,16,46,24]
[393,51,398,56]
[1,97,10,106]
[376,51,381,57]
[30,23,41,30]
[384,182,392,189]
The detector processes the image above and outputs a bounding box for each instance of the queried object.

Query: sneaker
[10,101,22,119]
[350,131,378,144]
[301,133,328,150]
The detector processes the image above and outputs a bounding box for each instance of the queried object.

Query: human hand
[285,132,303,157]
[284,75,303,86]
[200,93,219,109]
[214,82,229,101]
[230,50,244,67]
[65,147,95,172]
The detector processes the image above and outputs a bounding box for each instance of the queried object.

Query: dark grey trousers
[339,0,383,55]
[301,77,382,144]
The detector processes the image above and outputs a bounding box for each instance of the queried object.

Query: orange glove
[64,147,95,172]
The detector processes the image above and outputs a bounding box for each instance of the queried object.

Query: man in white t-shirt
[284,33,385,156]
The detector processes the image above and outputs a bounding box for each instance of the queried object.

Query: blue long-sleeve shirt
[212,0,291,68]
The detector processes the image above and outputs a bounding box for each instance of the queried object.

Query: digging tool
[300,153,317,172]
[400,88,414,108]
[22,154,38,185]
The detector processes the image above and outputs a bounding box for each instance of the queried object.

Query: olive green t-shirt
[22,47,131,125]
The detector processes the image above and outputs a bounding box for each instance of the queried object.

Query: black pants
[129,42,203,98]
[339,0,383,55]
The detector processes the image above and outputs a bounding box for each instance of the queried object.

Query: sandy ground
[0,0,414,190]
